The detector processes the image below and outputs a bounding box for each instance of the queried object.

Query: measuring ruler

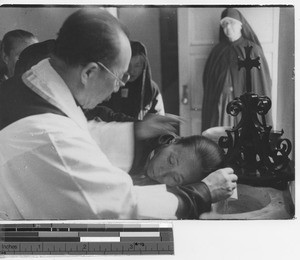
[0,222,173,255]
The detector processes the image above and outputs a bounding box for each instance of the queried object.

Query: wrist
[167,182,212,219]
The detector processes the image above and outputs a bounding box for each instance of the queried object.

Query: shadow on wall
[160,8,179,116]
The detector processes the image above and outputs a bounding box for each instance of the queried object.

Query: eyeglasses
[96,61,130,87]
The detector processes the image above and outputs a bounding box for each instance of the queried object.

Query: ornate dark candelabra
[218,45,294,189]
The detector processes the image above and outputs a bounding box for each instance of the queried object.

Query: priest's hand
[134,113,182,140]
[202,167,238,203]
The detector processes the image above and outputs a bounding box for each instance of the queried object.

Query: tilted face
[221,17,242,42]
[82,32,132,109]
[4,38,38,78]
[145,143,203,186]
[127,55,144,82]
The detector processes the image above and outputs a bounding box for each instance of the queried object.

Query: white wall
[118,7,162,89]
[277,7,295,204]
[0,6,162,89]
[0,7,79,42]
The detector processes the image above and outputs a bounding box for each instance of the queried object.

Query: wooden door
[178,7,279,136]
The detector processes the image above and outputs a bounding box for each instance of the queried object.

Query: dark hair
[0,29,37,56]
[177,135,225,180]
[53,8,127,68]
[14,39,55,76]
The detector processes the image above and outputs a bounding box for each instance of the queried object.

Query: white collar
[22,58,88,130]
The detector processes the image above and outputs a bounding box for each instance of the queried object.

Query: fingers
[202,167,239,202]
[161,122,177,133]
[228,182,237,192]
[228,183,238,199]
[232,182,237,189]
[146,114,182,125]
[149,115,179,135]
[220,168,238,196]
[164,113,186,124]
[136,114,180,139]
[155,116,181,127]
[220,167,234,173]
[231,174,238,182]
[221,167,238,182]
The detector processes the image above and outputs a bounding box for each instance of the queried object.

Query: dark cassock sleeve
[167,182,212,219]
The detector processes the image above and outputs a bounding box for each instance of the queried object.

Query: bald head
[53,8,129,68]
[111,29,131,74]
[49,8,132,110]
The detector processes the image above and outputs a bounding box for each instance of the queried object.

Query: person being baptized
[129,134,225,186]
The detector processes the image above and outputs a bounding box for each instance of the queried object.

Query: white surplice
[0,59,178,220]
